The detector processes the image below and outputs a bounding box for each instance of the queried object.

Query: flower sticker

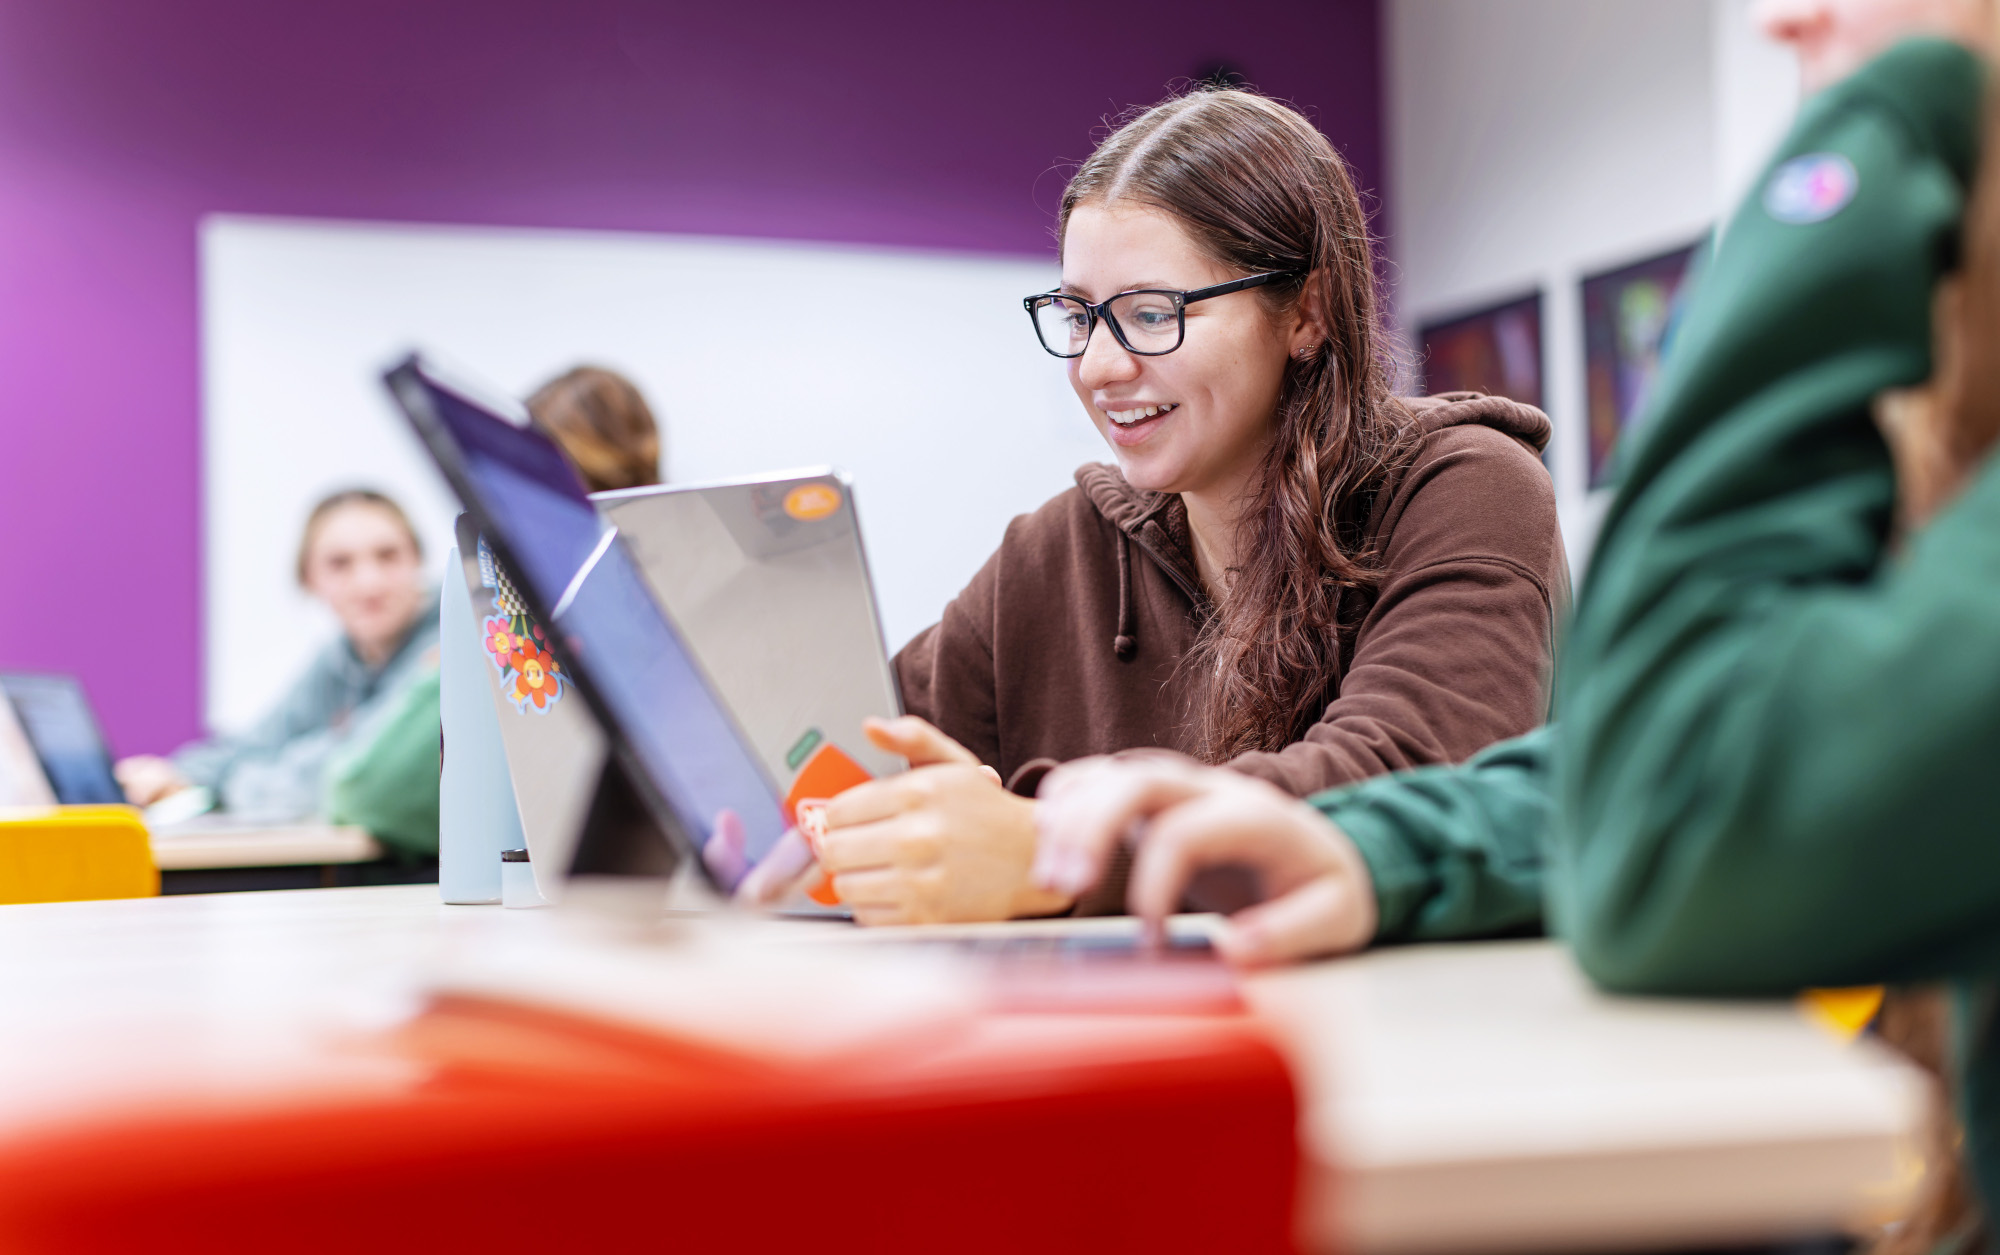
[476,537,568,715]
[483,617,515,663]
[512,647,561,710]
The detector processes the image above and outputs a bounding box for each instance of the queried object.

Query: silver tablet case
[595,469,906,791]
[453,514,609,890]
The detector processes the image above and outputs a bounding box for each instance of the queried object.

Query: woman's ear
[1288,273,1329,360]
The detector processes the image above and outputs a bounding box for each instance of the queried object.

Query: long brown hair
[1060,88,1414,759]
[526,366,663,493]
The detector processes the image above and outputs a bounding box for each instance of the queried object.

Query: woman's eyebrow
[1056,279,1178,299]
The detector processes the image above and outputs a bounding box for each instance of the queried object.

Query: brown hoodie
[895,390,1567,855]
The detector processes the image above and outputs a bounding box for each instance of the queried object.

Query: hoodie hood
[1073,391,1555,660]
[1399,391,1551,453]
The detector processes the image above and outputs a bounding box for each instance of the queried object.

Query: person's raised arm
[1551,39,1993,994]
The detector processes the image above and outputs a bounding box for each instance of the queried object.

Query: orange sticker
[783,743,873,907]
[783,482,842,521]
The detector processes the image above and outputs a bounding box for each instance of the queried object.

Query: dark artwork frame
[1417,291,1546,413]
[1581,241,1701,488]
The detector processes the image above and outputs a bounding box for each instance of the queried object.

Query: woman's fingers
[816,817,930,874]
[1124,794,1267,939]
[862,715,982,768]
[826,866,905,911]
[1129,795,1378,963]
[701,809,749,888]
[733,827,819,906]
[114,756,186,806]
[1216,873,1370,967]
[822,775,919,830]
[1032,758,1203,897]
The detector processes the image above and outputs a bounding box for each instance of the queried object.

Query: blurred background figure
[317,368,667,860]
[115,490,439,829]
[527,365,664,493]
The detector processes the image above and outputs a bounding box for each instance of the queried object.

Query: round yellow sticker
[784,482,841,521]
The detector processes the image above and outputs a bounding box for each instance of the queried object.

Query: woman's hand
[1034,756,1379,966]
[114,755,189,807]
[815,716,1072,925]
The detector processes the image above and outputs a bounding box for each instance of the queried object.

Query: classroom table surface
[0,885,1930,1254]
[148,822,383,870]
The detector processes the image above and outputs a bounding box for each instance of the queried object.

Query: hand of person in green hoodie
[1034,755,1379,964]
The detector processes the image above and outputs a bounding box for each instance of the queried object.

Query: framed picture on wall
[1581,242,1701,488]
[1417,292,1545,412]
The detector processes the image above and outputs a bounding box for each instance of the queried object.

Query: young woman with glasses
[749,87,1567,927]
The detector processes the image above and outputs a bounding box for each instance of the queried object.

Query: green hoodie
[1551,36,1987,993]
[1315,38,1981,946]
[1307,32,1999,1217]
[1547,33,2000,1218]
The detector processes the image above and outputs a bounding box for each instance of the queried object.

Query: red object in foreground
[0,1002,1300,1255]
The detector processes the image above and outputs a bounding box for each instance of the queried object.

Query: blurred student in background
[527,365,663,492]
[116,490,440,838]
[325,365,666,856]
[781,88,1567,927]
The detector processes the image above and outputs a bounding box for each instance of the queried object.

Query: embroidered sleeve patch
[1763,152,1858,225]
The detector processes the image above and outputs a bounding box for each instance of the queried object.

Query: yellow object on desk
[0,806,157,904]
[1801,986,1887,1040]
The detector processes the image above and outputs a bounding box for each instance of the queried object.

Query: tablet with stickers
[391,355,835,908]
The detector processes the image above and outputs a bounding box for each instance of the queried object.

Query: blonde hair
[295,489,422,586]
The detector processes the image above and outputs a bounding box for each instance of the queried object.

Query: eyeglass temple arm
[1182,270,1301,307]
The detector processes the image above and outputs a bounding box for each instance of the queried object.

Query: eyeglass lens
[1034,292,1183,357]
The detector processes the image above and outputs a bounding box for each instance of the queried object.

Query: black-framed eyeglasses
[1022,270,1301,359]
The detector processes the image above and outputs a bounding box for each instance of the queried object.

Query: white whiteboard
[200,216,1096,735]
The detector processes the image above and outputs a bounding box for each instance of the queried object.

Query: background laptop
[0,679,59,808]
[0,673,125,806]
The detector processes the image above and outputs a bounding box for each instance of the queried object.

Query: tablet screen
[407,371,789,887]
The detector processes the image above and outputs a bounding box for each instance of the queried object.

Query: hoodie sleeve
[893,549,1006,774]
[1227,421,1566,797]
[1311,725,1550,943]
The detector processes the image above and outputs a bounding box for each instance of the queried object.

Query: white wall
[201,218,1092,734]
[1386,0,1798,571]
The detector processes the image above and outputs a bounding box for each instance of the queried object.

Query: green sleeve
[1550,39,1990,994]
[326,668,441,858]
[1311,726,1550,943]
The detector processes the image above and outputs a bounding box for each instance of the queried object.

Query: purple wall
[0,0,1383,756]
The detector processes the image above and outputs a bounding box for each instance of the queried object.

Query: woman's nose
[1074,321,1140,389]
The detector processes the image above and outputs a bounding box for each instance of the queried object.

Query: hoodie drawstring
[1114,532,1137,661]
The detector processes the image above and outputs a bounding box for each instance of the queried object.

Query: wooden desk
[0,887,1930,1253]
[1249,944,1926,1254]
[149,824,383,871]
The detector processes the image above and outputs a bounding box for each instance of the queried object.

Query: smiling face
[1061,201,1311,505]
[302,502,427,661]
[1753,0,1990,92]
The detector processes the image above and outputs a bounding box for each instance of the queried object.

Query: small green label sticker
[785,727,824,772]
